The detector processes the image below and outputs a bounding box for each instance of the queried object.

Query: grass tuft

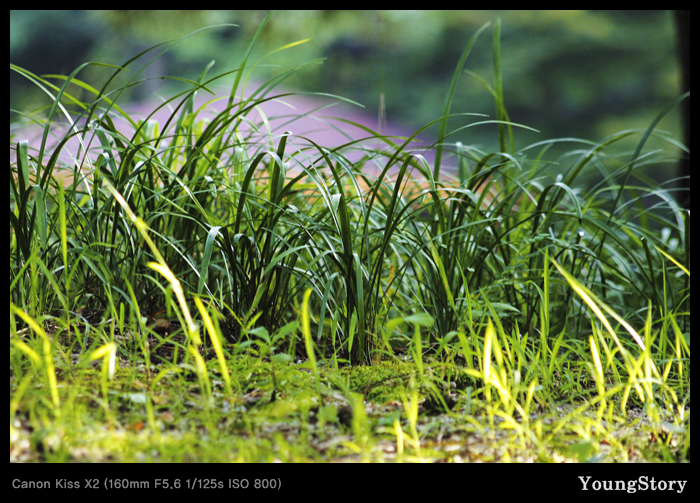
[10,17,689,463]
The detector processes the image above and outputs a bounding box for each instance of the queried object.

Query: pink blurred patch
[11,80,454,183]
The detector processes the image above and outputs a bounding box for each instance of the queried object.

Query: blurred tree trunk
[673,10,689,210]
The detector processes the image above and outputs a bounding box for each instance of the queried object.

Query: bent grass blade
[551,258,646,352]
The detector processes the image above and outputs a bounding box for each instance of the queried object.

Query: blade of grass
[551,258,646,352]
[433,21,491,181]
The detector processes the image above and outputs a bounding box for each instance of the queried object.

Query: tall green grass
[11,13,688,385]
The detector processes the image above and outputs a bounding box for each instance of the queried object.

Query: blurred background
[10,10,688,199]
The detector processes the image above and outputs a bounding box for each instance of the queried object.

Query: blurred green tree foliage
[11,10,682,161]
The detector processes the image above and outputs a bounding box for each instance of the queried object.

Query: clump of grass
[11,14,689,463]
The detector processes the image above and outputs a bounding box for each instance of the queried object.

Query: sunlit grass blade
[551,258,646,352]
[195,297,234,396]
[655,244,690,277]
[10,303,61,411]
